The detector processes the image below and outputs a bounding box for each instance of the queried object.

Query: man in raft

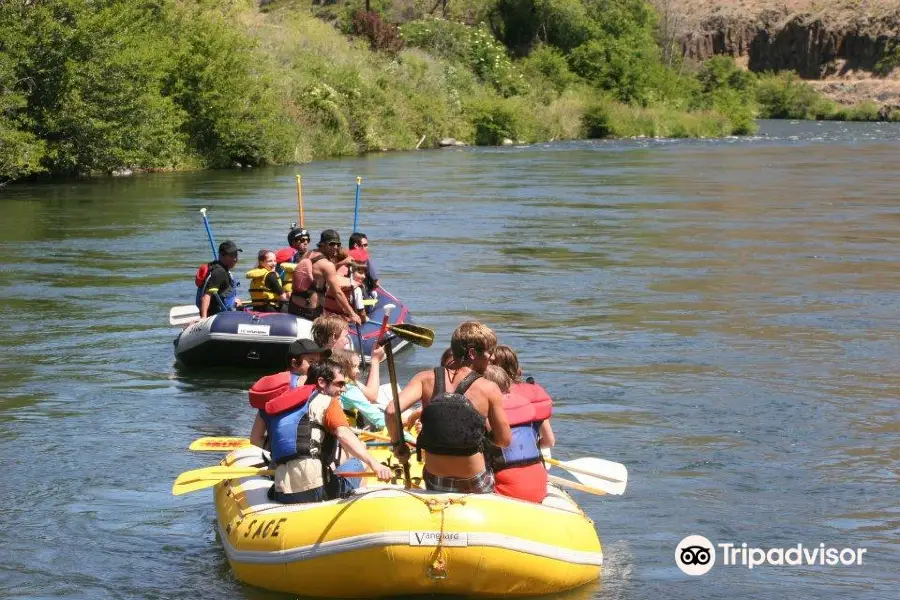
[197,240,243,319]
[261,358,392,503]
[288,229,360,324]
[248,338,331,449]
[386,321,511,493]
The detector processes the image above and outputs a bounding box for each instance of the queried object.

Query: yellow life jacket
[279,263,296,295]
[246,268,280,308]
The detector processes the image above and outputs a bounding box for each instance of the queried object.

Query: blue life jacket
[491,422,542,471]
[262,386,337,468]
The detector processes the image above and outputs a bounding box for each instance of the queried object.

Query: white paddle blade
[169,305,199,325]
[554,457,628,495]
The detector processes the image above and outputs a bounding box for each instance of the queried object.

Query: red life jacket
[501,391,537,426]
[510,381,552,421]
[264,384,318,416]
[194,264,209,288]
[249,371,292,410]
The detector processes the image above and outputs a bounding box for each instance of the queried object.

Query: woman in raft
[483,345,556,503]
[246,249,288,312]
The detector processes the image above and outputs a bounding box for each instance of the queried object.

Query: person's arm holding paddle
[385,370,428,463]
[333,426,392,481]
[358,344,384,403]
[322,261,361,325]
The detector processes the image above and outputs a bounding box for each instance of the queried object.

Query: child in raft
[482,364,552,503]
[329,347,386,431]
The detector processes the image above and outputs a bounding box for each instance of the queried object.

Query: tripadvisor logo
[675,535,867,576]
[675,535,715,576]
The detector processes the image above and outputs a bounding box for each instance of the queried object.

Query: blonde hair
[450,320,497,362]
[492,345,521,383]
[330,348,360,380]
[311,314,348,348]
[483,365,511,393]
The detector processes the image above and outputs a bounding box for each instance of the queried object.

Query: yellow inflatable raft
[213,447,602,597]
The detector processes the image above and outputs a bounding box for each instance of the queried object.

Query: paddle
[387,323,435,348]
[172,465,378,495]
[200,208,217,260]
[379,304,412,488]
[353,428,416,447]
[296,175,305,227]
[189,435,403,452]
[545,456,628,496]
[547,474,610,497]
[169,305,200,325]
[352,176,362,232]
[189,437,252,451]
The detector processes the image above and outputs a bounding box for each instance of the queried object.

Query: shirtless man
[386,321,511,493]
[288,229,361,324]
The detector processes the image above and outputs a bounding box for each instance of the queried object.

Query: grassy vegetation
[0,0,893,183]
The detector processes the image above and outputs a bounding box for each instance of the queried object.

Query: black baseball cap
[219,240,242,255]
[319,229,341,245]
[287,338,331,360]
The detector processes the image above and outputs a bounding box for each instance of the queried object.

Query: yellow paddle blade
[387,323,435,348]
[172,465,272,496]
[189,437,253,451]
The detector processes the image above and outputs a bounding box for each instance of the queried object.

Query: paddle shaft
[384,342,411,488]
[548,474,607,496]
[355,324,367,378]
[546,457,625,484]
[353,176,361,232]
[200,208,216,260]
[190,436,395,451]
[296,175,304,227]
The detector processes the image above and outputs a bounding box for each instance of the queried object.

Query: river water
[1,120,898,599]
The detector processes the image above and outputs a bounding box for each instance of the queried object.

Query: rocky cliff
[673,1,900,105]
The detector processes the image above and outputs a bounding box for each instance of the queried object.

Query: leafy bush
[400,18,526,96]
[756,72,832,120]
[568,36,659,104]
[693,57,757,134]
[826,101,882,122]
[582,100,612,138]
[520,44,579,93]
[464,95,533,145]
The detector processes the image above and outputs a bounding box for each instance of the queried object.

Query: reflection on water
[1,120,899,598]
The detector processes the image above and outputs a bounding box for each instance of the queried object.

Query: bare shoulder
[474,377,501,398]
[469,378,500,415]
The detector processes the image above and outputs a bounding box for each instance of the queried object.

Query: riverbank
[1,0,897,184]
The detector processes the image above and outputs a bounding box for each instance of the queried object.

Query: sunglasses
[331,379,347,389]
[327,242,341,248]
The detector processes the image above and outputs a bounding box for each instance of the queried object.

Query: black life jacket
[417,368,485,458]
